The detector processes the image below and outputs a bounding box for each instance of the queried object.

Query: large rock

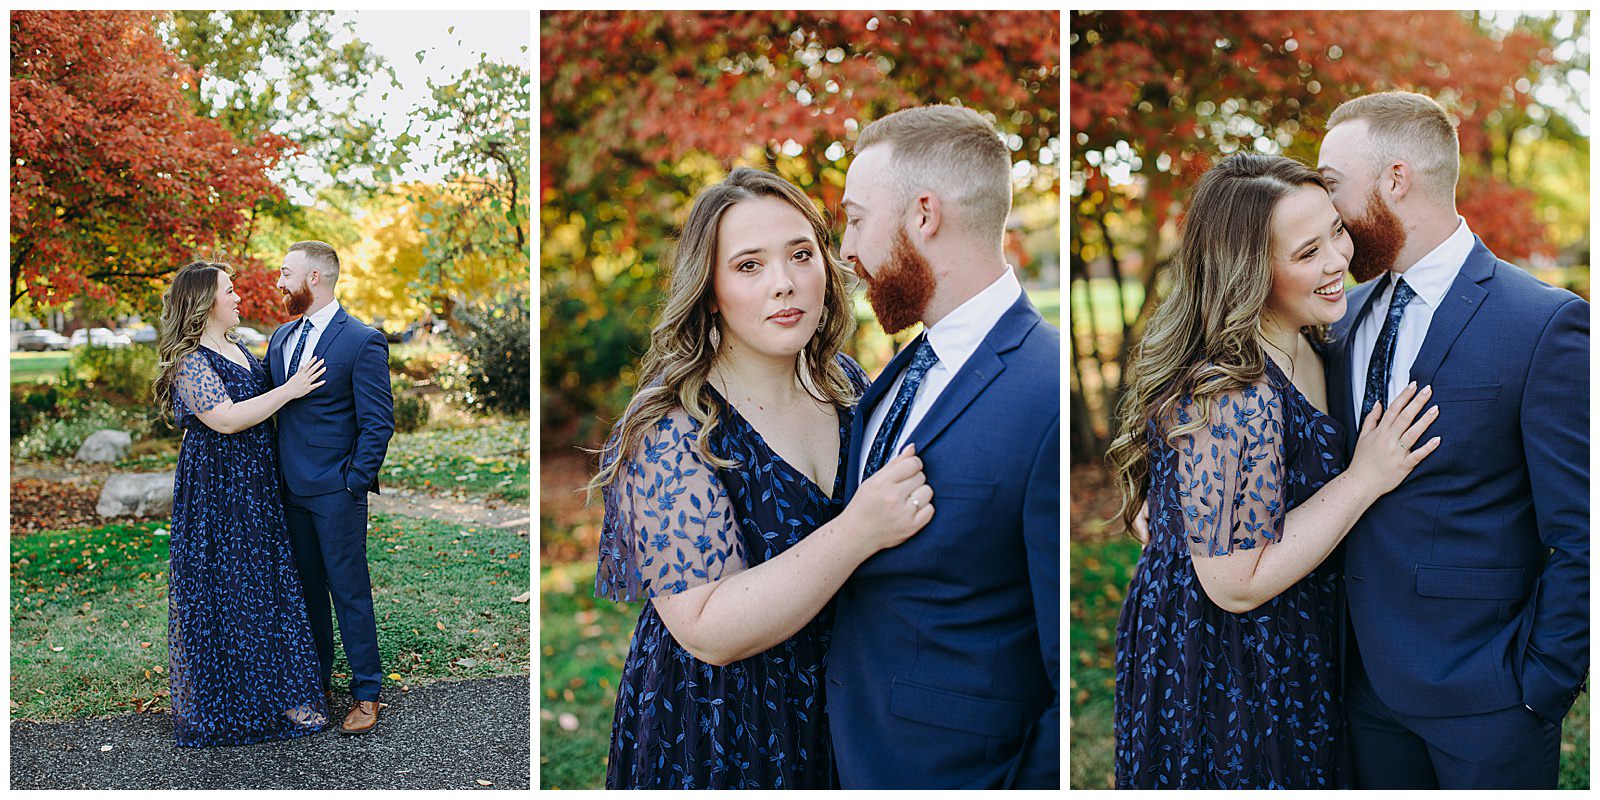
[76,429,132,463]
[97,472,176,518]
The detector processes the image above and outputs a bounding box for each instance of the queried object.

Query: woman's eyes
[736,260,759,272]
[793,249,813,262]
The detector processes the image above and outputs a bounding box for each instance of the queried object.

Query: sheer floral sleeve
[1172,379,1286,558]
[174,352,230,421]
[595,407,749,602]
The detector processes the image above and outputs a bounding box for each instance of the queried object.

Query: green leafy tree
[407,53,531,322]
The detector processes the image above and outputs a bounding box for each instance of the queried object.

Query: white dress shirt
[1349,217,1475,415]
[859,267,1023,483]
[282,300,341,376]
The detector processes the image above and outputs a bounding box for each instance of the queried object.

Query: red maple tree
[540,11,1061,431]
[11,10,292,318]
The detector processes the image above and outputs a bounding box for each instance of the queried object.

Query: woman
[154,261,330,746]
[588,168,935,788]
[1106,154,1442,788]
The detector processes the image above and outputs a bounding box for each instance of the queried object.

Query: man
[268,240,396,735]
[828,105,1060,788]
[1318,91,1587,788]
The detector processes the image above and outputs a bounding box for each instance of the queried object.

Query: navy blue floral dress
[595,355,870,789]
[168,343,328,746]
[1114,357,1349,788]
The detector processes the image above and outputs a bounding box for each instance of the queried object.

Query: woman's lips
[1314,278,1344,301]
[768,309,804,326]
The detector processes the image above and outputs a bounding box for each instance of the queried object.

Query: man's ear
[1385,160,1412,203]
[912,191,942,241]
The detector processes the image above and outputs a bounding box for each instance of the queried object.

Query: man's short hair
[854,104,1013,241]
[1327,91,1460,204]
[288,240,341,285]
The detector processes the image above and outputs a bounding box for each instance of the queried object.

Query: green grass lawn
[11,351,72,384]
[539,559,635,789]
[44,420,532,503]
[11,513,530,721]
[1069,535,1590,789]
[383,420,531,501]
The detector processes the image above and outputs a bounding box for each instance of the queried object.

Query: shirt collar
[922,266,1022,375]
[301,300,341,332]
[1386,216,1473,309]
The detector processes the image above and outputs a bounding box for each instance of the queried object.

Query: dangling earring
[709,315,722,350]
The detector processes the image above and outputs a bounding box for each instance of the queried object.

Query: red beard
[281,280,313,317]
[1344,185,1408,283]
[860,227,937,335]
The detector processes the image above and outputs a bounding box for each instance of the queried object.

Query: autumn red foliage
[540,11,1061,435]
[11,10,292,318]
[1070,10,1556,260]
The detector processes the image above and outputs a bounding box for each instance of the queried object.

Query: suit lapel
[312,307,350,361]
[1407,240,1495,388]
[846,334,922,498]
[902,294,1040,454]
[268,322,291,386]
[1331,277,1388,458]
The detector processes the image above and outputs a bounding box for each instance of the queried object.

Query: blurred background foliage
[540,10,1062,449]
[1068,9,1590,464]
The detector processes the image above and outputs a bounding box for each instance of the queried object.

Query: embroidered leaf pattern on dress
[1113,358,1348,788]
[168,343,329,746]
[593,354,869,788]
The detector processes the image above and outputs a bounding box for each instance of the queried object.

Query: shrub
[450,295,529,416]
[394,393,431,433]
[390,375,431,433]
[69,344,161,405]
[12,382,66,437]
[13,399,146,460]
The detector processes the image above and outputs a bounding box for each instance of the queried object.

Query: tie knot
[1388,276,1416,311]
[906,336,939,378]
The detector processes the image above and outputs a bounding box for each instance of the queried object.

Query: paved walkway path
[10,676,530,790]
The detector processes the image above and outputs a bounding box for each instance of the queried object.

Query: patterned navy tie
[286,319,314,378]
[1360,275,1416,421]
[863,335,939,479]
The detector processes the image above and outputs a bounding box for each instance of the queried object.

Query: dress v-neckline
[200,342,252,372]
[1264,355,1340,433]
[707,385,849,502]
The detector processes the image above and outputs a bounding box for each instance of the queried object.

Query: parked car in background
[129,326,158,344]
[69,327,131,348]
[16,329,70,351]
[233,326,268,347]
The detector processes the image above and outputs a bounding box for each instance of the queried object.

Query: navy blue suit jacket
[267,306,395,498]
[1326,237,1588,723]
[827,294,1060,788]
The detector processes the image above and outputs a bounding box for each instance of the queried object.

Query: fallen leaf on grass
[475,779,493,786]
[50,646,63,652]
[558,713,579,731]
[387,673,403,681]
[435,621,447,632]
[454,658,478,668]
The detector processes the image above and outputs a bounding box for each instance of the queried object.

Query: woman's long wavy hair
[152,261,236,426]
[1106,154,1331,533]
[586,168,858,498]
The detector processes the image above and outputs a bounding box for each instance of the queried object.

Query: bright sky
[276,10,530,202]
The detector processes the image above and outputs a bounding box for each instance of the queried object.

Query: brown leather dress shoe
[338,700,380,735]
